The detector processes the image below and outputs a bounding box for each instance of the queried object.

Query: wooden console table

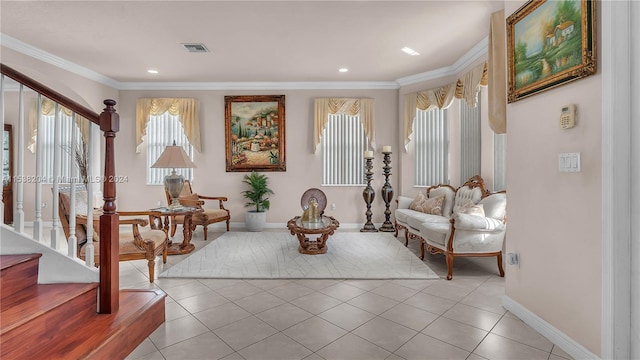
[287,215,339,255]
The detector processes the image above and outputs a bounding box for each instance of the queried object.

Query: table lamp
[151,141,196,210]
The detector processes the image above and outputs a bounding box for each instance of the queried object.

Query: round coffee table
[287,215,339,255]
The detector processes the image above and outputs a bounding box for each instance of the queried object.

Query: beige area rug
[159,231,439,280]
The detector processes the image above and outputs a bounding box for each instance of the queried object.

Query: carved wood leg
[203,226,208,240]
[148,258,155,283]
[170,223,177,237]
[405,231,409,247]
[394,222,398,237]
[420,240,425,260]
[497,253,505,277]
[226,219,230,231]
[446,253,454,280]
[162,244,167,264]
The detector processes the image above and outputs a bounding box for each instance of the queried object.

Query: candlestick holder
[361,157,378,232]
[379,151,395,232]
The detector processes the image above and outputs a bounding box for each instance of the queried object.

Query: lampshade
[152,143,196,210]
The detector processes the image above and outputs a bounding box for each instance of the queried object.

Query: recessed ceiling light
[147,69,159,74]
[338,68,349,73]
[401,47,420,56]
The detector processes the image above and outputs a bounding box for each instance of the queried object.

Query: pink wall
[504,1,602,355]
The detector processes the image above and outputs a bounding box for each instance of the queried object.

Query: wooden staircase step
[3,289,166,360]
[0,254,42,299]
[0,282,99,337]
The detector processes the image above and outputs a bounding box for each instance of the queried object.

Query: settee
[395,175,507,280]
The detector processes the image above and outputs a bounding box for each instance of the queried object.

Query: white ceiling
[0,1,504,85]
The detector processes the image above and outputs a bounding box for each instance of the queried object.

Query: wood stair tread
[0,254,42,270]
[40,289,166,360]
[0,282,99,334]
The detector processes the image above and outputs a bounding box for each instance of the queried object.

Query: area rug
[159,231,439,280]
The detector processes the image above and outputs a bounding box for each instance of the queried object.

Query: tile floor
[121,230,574,360]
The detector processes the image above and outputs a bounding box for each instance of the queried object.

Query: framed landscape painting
[507,0,596,103]
[225,95,286,172]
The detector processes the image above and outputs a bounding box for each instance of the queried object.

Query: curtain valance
[488,9,507,134]
[135,98,201,153]
[28,98,91,153]
[313,98,375,152]
[403,62,488,150]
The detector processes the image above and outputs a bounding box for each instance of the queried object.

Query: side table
[152,206,202,255]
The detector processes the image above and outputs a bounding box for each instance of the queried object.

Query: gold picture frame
[507,0,596,103]
[224,95,286,172]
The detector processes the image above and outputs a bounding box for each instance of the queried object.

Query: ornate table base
[287,216,340,255]
[156,207,202,255]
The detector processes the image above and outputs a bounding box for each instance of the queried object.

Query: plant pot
[245,211,267,232]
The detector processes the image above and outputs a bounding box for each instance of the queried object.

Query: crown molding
[395,36,488,87]
[1,33,122,89]
[2,32,487,91]
[119,81,399,91]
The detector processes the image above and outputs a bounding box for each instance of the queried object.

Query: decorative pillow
[461,203,485,217]
[410,193,445,215]
[75,190,89,216]
[453,199,475,214]
[409,191,428,211]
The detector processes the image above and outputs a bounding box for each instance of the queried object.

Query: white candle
[364,150,374,158]
[382,145,392,153]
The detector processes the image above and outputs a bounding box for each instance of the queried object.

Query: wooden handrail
[1,63,120,314]
[0,64,100,124]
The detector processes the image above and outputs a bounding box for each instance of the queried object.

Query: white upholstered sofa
[395,175,507,280]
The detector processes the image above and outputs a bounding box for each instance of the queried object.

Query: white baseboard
[502,296,600,360]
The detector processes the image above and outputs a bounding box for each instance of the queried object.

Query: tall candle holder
[361,156,378,232]
[379,150,395,232]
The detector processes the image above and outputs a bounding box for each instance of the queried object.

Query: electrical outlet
[41,202,47,209]
[507,252,520,267]
[330,203,336,210]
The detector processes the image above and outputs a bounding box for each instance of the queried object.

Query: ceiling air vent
[182,43,209,53]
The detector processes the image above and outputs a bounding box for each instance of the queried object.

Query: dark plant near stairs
[242,171,274,212]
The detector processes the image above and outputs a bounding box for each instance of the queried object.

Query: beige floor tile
[402,292,456,315]
[153,277,198,290]
[473,333,550,360]
[238,333,312,360]
[343,279,389,291]
[371,282,419,302]
[214,282,263,300]
[193,302,252,330]
[491,316,554,352]
[164,301,190,322]
[255,303,314,331]
[318,303,376,331]
[319,282,368,301]
[177,290,230,313]
[234,290,286,314]
[160,332,234,360]
[550,354,571,360]
[442,303,502,331]
[389,279,437,291]
[352,317,418,352]
[460,289,506,315]
[347,292,399,315]
[384,354,406,360]
[283,317,348,351]
[131,351,166,360]
[316,333,390,360]
[148,315,210,349]
[213,316,278,351]
[162,281,214,301]
[302,353,326,360]
[198,278,246,290]
[420,281,474,302]
[466,352,489,360]
[245,279,292,290]
[289,291,343,315]
[126,338,158,360]
[294,279,341,290]
[267,282,316,301]
[220,352,246,360]
[379,303,439,332]
[422,317,488,352]
[394,332,470,360]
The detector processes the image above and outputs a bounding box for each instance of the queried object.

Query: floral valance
[403,62,488,150]
[313,98,375,152]
[28,98,91,153]
[135,98,201,153]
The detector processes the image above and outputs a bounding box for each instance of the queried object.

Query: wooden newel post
[99,99,120,314]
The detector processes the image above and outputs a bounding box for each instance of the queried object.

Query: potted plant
[242,171,274,231]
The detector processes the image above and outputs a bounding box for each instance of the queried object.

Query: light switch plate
[559,152,581,172]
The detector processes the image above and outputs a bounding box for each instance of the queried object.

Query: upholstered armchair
[58,189,168,283]
[419,191,507,280]
[166,180,230,240]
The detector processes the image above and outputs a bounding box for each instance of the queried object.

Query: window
[41,111,83,184]
[321,113,369,186]
[459,98,481,183]
[414,108,448,186]
[146,112,193,185]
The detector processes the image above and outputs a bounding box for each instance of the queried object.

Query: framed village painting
[507,0,596,103]
[224,95,286,172]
